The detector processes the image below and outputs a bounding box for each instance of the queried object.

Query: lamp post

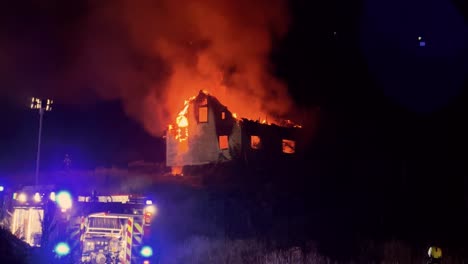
[30,97,53,185]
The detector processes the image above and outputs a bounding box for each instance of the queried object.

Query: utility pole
[30,97,53,185]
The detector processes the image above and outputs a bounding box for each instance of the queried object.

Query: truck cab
[81,213,132,264]
[8,185,59,247]
[76,194,156,264]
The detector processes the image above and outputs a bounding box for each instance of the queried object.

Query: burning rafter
[168,90,302,132]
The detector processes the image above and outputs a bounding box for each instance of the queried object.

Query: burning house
[166,90,303,174]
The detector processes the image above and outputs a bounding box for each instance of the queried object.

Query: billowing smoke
[0,0,293,137]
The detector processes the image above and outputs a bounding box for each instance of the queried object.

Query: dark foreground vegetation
[4,148,468,263]
[0,227,31,264]
[146,160,468,263]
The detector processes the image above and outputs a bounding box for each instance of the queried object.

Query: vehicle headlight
[144,205,157,214]
[49,192,56,201]
[17,193,27,203]
[34,192,42,202]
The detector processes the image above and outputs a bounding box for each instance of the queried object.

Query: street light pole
[31,97,53,186]
[35,108,44,186]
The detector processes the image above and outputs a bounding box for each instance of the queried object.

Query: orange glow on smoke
[63,0,296,137]
[138,0,292,135]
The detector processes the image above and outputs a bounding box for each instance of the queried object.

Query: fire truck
[8,184,62,247]
[4,185,157,264]
[76,193,157,264]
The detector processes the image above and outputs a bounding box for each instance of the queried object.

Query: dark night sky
[284,0,468,247]
[1,0,468,244]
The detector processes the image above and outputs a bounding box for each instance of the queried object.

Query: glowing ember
[176,116,188,128]
[171,166,183,176]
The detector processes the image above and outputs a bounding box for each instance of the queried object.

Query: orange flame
[171,166,183,176]
[169,92,302,135]
[170,96,195,142]
[44,0,296,138]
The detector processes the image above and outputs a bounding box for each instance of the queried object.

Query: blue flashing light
[56,191,72,210]
[54,242,70,256]
[140,246,153,258]
[146,200,153,205]
[0,186,4,192]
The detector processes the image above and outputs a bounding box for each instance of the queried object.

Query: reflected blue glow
[140,246,153,257]
[56,191,72,210]
[54,242,70,256]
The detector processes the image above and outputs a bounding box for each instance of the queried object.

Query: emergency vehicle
[76,193,157,264]
[8,184,61,247]
[4,185,157,264]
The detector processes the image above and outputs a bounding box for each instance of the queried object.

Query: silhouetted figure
[90,189,98,202]
[63,154,71,171]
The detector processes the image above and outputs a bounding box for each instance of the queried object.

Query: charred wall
[240,119,303,168]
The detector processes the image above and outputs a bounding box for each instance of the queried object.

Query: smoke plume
[0,0,293,137]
